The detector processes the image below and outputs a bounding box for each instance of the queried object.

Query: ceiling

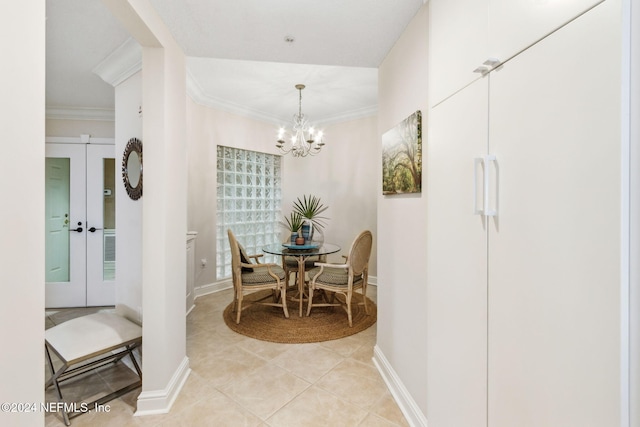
[46,0,424,124]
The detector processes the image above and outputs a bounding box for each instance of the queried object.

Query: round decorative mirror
[122,137,143,200]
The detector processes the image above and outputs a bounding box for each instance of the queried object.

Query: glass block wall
[216,146,282,279]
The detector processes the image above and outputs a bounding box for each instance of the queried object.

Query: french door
[45,143,116,308]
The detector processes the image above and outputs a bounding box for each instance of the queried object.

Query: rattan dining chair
[228,229,289,324]
[306,230,373,327]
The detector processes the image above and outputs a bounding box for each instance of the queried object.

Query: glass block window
[216,146,282,280]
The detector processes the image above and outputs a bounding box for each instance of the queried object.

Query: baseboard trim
[373,345,427,427]
[194,280,232,299]
[186,303,196,316]
[134,356,191,416]
[195,276,376,299]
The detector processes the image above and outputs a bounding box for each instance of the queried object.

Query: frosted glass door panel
[45,158,70,283]
[45,144,87,308]
[487,2,622,425]
[427,77,489,427]
[103,158,116,281]
[86,144,116,306]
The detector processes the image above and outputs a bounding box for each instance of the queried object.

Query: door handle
[484,154,498,217]
[88,227,103,233]
[70,222,83,232]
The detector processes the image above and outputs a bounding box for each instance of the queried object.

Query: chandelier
[276,84,325,157]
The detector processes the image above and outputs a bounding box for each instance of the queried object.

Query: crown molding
[46,106,115,121]
[93,37,142,87]
[186,70,377,126]
[314,105,378,126]
[89,40,377,126]
[186,71,283,125]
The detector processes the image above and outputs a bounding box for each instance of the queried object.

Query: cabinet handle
[473,157,485,215]
[484,154,498,217]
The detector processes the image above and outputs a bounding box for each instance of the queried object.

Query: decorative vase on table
[301,220,313,244]
[290,232,298,245]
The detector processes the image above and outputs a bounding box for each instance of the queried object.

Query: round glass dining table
[262,242,341,316]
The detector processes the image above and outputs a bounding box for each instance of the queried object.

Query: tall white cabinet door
[427,78,489,427]
[487,1,622,426]
[429,0,488,106]
[488,0,604,64]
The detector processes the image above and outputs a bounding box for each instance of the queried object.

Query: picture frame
[382,110,422,195]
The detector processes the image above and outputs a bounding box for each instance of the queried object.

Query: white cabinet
[427,77,489,427]
[429,0,603,106]
[488,0,603,64]
[429,0,488,107]
[427,1,624,426]
[487,3,621,424]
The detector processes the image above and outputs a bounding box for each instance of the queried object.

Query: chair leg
[281,285,289,318]
[236,291,243,324]
[362,285,369,315]
[329,291,336,303]
[346,292,353,327]
[306,285,315,317]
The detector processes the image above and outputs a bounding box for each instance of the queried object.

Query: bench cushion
[45,312,142,364]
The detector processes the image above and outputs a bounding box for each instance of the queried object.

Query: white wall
[102,0,189,414]
[186,99,281,289]
[630,0,640,424]
[282,116,379,273]
[114,71,143,323]
[186,99,379,290]
[376,3,429,419]
[0,2,45,426]
[45,119,115,138]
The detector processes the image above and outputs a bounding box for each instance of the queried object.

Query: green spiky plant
[293,194,329,230]
[281,211,305,233]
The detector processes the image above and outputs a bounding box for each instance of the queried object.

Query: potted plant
[293,194,329,242]
[281,211,305,244]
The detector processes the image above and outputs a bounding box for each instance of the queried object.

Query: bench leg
[45,345,71,426]
[45,342,142,425]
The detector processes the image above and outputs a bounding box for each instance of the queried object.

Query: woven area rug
[223,289,377,343]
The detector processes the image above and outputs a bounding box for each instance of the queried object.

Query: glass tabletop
[262,242,341,257]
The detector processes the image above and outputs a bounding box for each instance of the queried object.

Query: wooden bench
[45,312,142,425]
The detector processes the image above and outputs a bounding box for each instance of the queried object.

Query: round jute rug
[223,289,377,343]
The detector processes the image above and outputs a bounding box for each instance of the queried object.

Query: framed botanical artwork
[382,110,422,195]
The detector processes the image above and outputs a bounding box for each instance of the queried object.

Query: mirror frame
[122,137,143,200]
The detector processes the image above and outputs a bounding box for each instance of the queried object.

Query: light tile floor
[45,286,408,427]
